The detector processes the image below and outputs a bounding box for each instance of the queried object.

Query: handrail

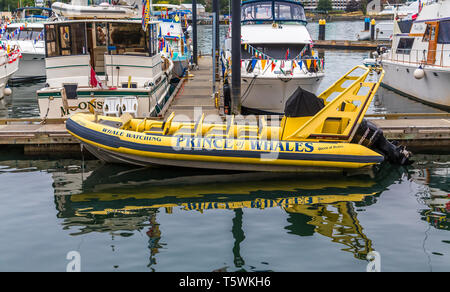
[382,48,450,68]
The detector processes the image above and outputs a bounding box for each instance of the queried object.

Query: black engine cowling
[352,119,413,166]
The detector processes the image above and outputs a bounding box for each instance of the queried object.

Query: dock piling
[192,0,198,65]
[318,19,326,40]
[364,17,370,31]
[370,19,376,41]
[231,0,241,114]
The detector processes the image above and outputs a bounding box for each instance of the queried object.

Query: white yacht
[222,0,324,114]
[380,0,450,110]
[1,6,51,82]
[37,2,173,119]
[0,48,20,109]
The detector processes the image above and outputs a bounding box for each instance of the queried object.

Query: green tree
[345,0,360,12]
[316,0,332,12]
[360,0,368,15]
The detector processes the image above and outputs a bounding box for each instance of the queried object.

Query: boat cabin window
[395,37,414,55]
[274,2,306,21]
[108,22,148,55]
[96,23,107,47]
[45,23,87,57]
[241,1,306,23]
[422,24,437,42]
[242,1,273,21]
[437,20,450,44]
[1,28,43,41]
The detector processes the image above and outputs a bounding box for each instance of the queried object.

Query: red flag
[90,67,103,88]
[285,48,289,60]
[271,61,276,72]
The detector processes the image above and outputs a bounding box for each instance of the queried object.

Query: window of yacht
[45,23,87,57]
[148,23,158,56]
[108,22,149,56]
[395,38,414,55]
[241,1,273,22]
[274,2,306,22]
[437,21,450,44]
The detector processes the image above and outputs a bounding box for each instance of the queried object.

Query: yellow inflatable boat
[66,66,411,172]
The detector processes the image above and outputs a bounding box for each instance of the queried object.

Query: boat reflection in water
[410,161,450,231]
[50,162,409,269]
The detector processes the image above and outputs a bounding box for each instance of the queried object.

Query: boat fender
[414,67,425,79]
[353,119,413,165]
[3,87,11,96]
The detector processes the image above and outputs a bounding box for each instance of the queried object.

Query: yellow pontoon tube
[66,66,411,172]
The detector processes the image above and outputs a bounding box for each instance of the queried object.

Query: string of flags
[243,43,305,62]
[0,45,22,64]
[0,22,44,44]
[238,57,324,75]
[157,26,188,59]
[232,43,324,75]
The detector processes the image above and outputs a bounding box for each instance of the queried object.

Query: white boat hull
[37,78,171,119]
[0,55,19,109]
[11,52,46,81]
[241,74,324,114]
[381,60,450,110]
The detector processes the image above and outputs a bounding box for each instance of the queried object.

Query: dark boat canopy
[284,87,324,117]
[241,0,306,24]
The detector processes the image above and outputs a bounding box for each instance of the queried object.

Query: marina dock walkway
[165,56,220,121]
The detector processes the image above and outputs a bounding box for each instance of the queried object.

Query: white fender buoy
[3,87,12,96]
[414,67,425,79]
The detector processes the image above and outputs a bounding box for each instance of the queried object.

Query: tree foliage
[316,0,332,12]
[345,0,360,12]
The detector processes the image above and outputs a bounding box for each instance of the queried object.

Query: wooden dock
[0,56,449,155]
[312,40,390,50]
[165,56,221,121]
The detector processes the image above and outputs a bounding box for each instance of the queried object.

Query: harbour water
[0,23,448,272]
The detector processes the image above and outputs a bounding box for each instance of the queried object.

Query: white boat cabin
[43,19,161,90]
[237,0,312,59]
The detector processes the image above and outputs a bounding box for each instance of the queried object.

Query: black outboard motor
[352,119,413,166]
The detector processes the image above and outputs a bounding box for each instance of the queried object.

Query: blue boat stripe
[66,118,384,164]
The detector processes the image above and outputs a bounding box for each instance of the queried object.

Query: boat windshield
[241,0,306,24]
[1,28,43,41]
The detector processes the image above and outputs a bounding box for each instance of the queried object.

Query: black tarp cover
[284,87,325,117]
[438,20,450,44]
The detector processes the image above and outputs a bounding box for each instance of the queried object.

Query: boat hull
[381,60,450,110]
[241,74,324,114]
[11,52,46,82]
[173,58,189,78]
[66,114,384,173]
[37,76,171,118]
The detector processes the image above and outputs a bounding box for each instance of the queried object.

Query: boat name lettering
[175,137,314,152]
[100,128,162,142]
[60,101,103,117]
[101,128,124,136]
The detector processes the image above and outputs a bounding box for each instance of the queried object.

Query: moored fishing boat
[66,65,412,172]
[37,2,174,119]
[222,0,325,114]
